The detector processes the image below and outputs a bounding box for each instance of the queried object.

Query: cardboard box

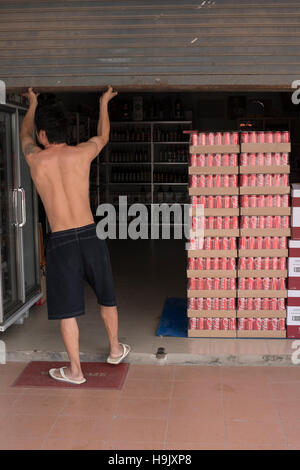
[240,186,290,195]
[291,186,300,236]
[291,207,300,240]
[236,330,286,338]
[191,208,239,216]
[237,290,287,298]
[288,277,300,290]
[188,249,238,258]
[240,207,291,216]
[291,184,300,198]
[189,187,239,196]
[287,325,300,338]
[237,309,286,318]
[187,309,236,318]
[238,269,288,278]
[285,292,300,328]
[187,289,236,298]
[240,165,290,175]
[240,143,291,153]
[288,241,300,288]
[291,207,300,228]
[190,145,240,154]
[286,302,300,337]
[288,239,300,251]
[240,228,290,237]
[287,307,300,323]
[187,269,236,278]
[188,329,236,338]
[191,228,240,238]
[238,249,288,257]
[189,166,239,175]
[291,228,300,240]
[287,290,300,307]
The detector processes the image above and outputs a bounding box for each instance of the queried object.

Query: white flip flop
[107,343,131,365]
[49,366,86,385]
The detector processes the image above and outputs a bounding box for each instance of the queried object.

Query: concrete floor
[0,239,296,366]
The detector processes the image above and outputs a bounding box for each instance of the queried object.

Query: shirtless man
[20,87,130,385]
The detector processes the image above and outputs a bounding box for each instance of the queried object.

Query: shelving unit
[104,121,192,209]
[66,116,192,215]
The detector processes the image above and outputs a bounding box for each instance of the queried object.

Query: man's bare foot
[110,343,129,358]
[107,343,131,365]
[51,366,84,381]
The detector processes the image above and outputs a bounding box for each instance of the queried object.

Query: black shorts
[45,223,116,320]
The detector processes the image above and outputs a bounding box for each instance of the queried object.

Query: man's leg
[100,305,129,358]
[55,317,84,380]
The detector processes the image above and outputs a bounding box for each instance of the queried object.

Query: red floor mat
[12,361,129,389]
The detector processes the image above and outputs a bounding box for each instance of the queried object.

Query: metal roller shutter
[1,0,300,91]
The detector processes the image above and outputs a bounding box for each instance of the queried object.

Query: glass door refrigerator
[0,103,41,332]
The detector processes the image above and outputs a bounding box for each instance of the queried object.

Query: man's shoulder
[24,144,42,165]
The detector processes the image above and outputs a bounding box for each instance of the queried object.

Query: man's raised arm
[77,85,118,160]
[20,87,40,159]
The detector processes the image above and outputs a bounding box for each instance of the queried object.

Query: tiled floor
[1,362,300,450]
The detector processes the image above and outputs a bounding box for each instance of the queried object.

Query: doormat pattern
[12,361,129,390]
[156,297,188,338]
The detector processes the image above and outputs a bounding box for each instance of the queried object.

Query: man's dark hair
[35,94,68,144]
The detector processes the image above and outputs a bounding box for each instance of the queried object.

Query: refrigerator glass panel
[18,113,39,298]
[0,110,19,320]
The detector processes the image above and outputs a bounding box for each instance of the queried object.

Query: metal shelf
[111,121,192,125]
[110,141,151,144]
[154,162,188,165]
[108,162,151,165]
[108,182,152,185]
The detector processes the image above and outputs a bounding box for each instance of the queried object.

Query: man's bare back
[20,86,118,233]
[27,143,94,232]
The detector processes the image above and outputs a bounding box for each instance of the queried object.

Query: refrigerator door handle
[18,187,26,228]
[12,188,19,226]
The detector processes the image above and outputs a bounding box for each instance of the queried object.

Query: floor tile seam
[219,366,229,450]
[39,393,74,450]
[267,381,289,449]
[162,365,176,450]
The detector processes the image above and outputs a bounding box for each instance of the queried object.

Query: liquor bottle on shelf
[111,167,151,183]
[133,96,143,121]
[110,149,149,163]
[140,186,146,202]
[155,127,161,142]
[149,95,157,120]
[165,186,173,203]
[174,95,183,120]
[157,186,164,203]
[122,101,130,120]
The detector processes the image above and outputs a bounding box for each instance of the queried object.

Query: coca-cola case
[288,240,300,290]
[287,290,300,338]
[291,184,300,239]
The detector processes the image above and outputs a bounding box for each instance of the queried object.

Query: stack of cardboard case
[287,184,300,338]
[237,131,290,337]
[187,130,291,338]
[187,131,240,337]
